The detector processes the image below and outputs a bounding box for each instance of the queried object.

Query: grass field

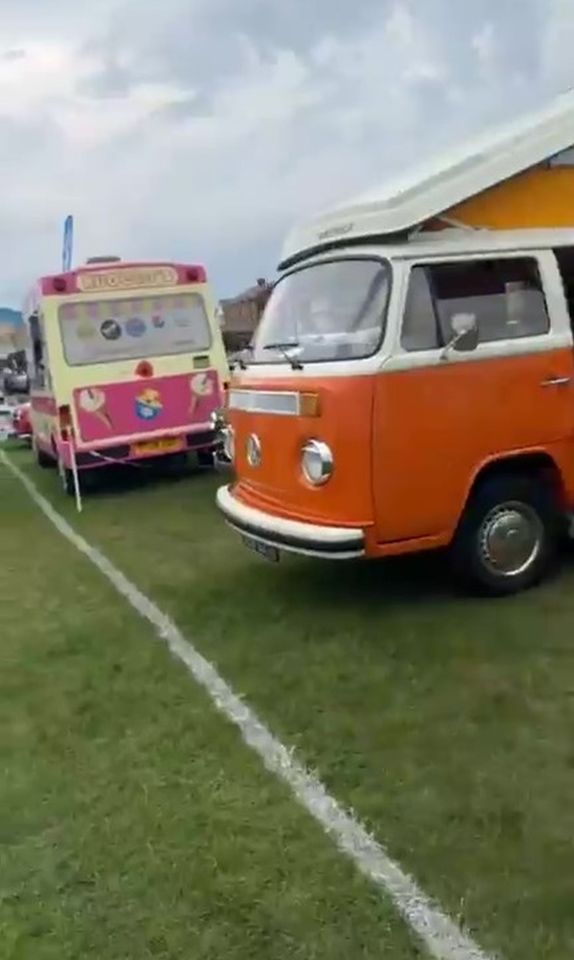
[3,448,574,959]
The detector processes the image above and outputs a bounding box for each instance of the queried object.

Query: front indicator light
[299,392,321,417]
[301,440,333,486]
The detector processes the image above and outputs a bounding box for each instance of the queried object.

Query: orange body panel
[225,214,574,563]
[229,346,574,557]
[230,374,375,528]
[436,166,574,230]
[373,348,574,544]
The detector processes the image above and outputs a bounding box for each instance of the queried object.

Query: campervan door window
[401,257,549,352]
[553,247,574,331]
[401,267,441,351]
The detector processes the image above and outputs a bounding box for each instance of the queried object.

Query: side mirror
[441,313,479,359]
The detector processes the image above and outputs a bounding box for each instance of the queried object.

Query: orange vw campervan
[217,91,574,595]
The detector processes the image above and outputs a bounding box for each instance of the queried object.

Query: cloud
[2,49,27,62]
[541,0,574,88]
[1,0,574,308]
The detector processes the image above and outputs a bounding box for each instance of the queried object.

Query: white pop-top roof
[280,88,574,268]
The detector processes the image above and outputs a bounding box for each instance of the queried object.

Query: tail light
[136,360,154,378]
[58,404,72,440]
[186,266,206,283]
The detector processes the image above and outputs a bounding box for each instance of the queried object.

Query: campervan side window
[401,257,549,352]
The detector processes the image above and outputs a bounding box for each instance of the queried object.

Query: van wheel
[196,448,215,468]
[33,435,56,469]
[452,475,558,596]
[60,465,76,496]
[57,457,84,497]
[162,452,188,475]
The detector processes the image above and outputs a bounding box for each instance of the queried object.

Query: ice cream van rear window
[58,293,212,366]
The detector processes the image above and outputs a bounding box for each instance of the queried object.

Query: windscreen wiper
[263,342,304,370]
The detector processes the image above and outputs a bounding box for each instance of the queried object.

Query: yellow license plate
[131,437,183,457]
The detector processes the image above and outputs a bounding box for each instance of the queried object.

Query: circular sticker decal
[101,319,122,341]
[126,316,146,338]
[152,314,165,329]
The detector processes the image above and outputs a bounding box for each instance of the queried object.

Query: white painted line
[0,450,495,960]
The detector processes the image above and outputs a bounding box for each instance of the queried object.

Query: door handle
[541,376,572,387]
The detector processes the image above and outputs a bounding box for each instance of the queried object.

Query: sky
[0,0,573,307]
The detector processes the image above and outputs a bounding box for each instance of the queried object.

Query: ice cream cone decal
[79,388,113,430]
[95,409,113,429]
[190,373,213,417]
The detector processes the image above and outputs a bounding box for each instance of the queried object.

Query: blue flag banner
[62,215,74,272]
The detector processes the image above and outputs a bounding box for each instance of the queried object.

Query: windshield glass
[251,258,390,364]
[59,293,212,366]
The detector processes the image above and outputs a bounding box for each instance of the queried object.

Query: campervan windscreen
[59,293,212,366]
[251,258,390,364]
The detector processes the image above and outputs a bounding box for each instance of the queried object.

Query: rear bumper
[216,485,365,559]
[58,430,218,468]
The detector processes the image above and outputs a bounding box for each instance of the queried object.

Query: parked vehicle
[217,89,574,595]
[24,258,229,502]
[1,351,28,396]
[3,369,28,396]
[12,401,31,444]
[0,397,16,440]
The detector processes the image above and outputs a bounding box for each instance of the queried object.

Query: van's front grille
[228,389,300,416]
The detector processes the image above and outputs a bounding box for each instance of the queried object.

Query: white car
[0,396,17,440]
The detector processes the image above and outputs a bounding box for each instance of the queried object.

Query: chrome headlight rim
[222,424,235,462]
[301,439,334,486]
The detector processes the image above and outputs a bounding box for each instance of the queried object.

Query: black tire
[62,468,76,496]
[33,436,56,469]
[451,474,558,596]
[161,452,188,476]
[196,447,215,468]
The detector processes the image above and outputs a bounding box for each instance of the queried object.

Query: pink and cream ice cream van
[24,258,228,505]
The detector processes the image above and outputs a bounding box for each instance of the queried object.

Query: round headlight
[222,425,235,462]
[301,440,333,486]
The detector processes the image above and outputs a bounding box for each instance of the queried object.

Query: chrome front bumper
[216,485,365,559]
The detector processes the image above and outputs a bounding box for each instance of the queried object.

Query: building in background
[0,308,24,362]
[220,278,272,353]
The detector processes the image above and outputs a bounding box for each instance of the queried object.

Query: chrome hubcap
[479,502,543,577]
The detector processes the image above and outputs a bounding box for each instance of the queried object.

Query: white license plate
[241,535,280,562]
